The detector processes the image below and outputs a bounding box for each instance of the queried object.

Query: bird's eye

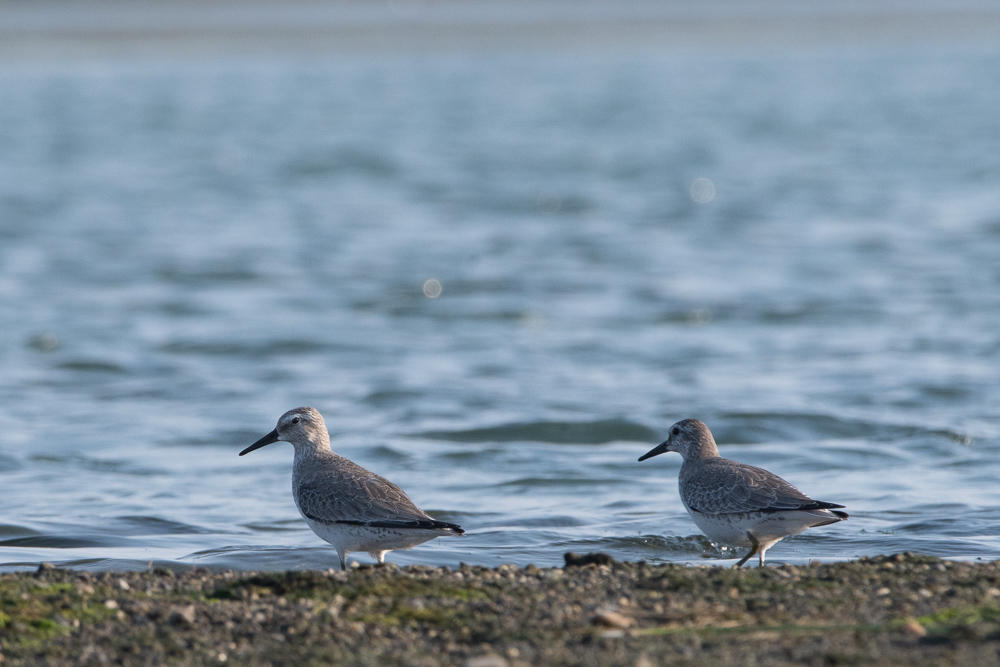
[672,427,680,436]
[291,417,300,424]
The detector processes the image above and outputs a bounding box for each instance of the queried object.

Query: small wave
[713,412,969,444]
[282,147,400,181]
[0,517,211,552]
[415,419,657,445]
[159,339,330,357]
[28,454,164,476]
[363,389,423,406]
[0,535,126,549]
[368,445,409,461]
[108,516,213,536]
[497,476,623,488]
[0,524,42,539]
[57,360,127,374]
[435,449,506,462]
[240,523,302,533]
[492,516,587,529]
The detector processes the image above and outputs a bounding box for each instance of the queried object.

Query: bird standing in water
[639,418,847,567]
[241,407,464,569]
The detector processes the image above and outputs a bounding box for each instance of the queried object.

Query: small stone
[168,605,197,627]
[564,552,616,567]
[986,587,1000,597]
[465,656,509,667]
[876,587,891,596]
[35,562,57,575]
[104,599,119,609]
[117,579,130,591]
[592,610,632,629]
[901,619,927,637]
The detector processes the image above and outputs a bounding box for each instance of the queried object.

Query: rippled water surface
[2,37,1000,572]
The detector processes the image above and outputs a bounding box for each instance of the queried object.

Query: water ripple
[415,419,657,445]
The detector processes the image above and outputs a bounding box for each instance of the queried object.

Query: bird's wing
[680,460,841,515]
[296,463,462,532]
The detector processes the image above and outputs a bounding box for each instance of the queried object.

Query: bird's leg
[733,532,760,568]
[369,551,388,564]
[337,550,348,571]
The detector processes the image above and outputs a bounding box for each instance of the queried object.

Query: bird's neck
[685,440,721,461]
[291,439,334,465]
[291,440,337,487]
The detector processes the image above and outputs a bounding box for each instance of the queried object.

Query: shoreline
[2,553,999,665]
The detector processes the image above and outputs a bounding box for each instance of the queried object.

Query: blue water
[1,38,1000,572]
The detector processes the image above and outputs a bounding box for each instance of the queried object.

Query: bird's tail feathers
[337,518,464,534]
[808,509,849,527]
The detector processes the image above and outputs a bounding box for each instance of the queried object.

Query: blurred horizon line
[3,0,1000,62]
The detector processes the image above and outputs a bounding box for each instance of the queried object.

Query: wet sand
[2,553,999,666]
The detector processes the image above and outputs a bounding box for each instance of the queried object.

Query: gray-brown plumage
[240,407,463,569]
[639,418,847,567]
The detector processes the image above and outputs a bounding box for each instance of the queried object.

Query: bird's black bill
[638,440,670,462]
[240,429,280,456]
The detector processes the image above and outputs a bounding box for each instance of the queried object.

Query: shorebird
[639,418,847,567]
[240,407,464,569]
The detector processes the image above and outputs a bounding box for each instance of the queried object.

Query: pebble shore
[2,553,999,666]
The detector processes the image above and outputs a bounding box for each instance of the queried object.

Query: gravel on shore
[2,552,1000,666]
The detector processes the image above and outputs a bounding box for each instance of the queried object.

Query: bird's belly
[687,509,832,546]
[305,519,441,553]
[687,511,760,547]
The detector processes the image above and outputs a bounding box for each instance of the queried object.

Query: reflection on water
[1,31,999,571]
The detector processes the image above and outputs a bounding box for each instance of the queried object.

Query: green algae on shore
[2,554,1000,666]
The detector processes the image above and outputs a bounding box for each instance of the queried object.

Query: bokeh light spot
[690,178,716,204]
[423,278,443,298]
